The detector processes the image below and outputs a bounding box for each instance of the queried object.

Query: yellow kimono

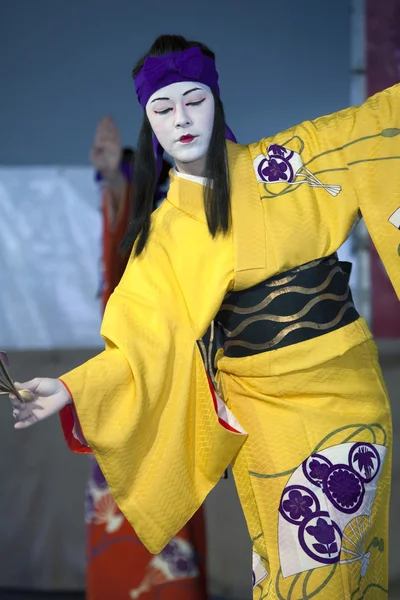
[60,83,399,599]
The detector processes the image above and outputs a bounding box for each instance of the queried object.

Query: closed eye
[154,107,173,115]
[186,98,206,106]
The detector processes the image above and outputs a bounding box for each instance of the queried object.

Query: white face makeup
[146,81,215,176]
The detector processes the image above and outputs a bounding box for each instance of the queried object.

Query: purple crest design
[299,512,342,564]
[277,441,387,578]
[349,442,381,483]
[303,453,333,488]
[323,465,365,514]
[279,485,320,525]
[254,144,341,196]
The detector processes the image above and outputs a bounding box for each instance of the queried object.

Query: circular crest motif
[323,464,365,514]
[349,443,381,483]
[299,511,342,564]
[279,485,320,525]
[257,156,294,183]
[302,453,333,488]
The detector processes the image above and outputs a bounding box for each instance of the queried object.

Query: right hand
[10,378,72,430]
[90,115,122,177]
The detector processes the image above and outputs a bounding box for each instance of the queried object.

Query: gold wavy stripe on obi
[266,257,337,288]
[220,266,343,315]
[264,273,298,287]
[222,290,351,338]
[223,302,355,352]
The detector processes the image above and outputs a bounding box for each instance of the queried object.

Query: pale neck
[172,168,206,187]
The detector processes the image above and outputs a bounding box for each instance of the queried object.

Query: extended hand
[90,115,122,176]
[10,378,72,429]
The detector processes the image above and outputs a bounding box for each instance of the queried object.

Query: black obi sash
[215,254,359,359]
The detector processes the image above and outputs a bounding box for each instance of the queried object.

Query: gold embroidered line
[220,266,343,315]
[266,257,337,288]
[265,273,298,287]
[222,290,351,338]
[223,302,355,351]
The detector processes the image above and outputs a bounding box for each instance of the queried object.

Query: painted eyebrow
[151,96,169,103]
[183,87,202,96]
[151,87,203,103]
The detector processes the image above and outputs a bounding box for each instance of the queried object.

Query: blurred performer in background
[85,116,208,600]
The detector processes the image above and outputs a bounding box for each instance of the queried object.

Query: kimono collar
[167,170,207,222]
[166,140,244,222]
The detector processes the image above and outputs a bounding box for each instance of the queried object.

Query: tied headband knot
[145,48,203,80]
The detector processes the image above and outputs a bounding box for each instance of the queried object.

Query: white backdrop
[0,168,102,350]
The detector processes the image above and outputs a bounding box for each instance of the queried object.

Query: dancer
[11,35,399,599]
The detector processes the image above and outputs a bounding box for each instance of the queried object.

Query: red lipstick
[179,134,196,143]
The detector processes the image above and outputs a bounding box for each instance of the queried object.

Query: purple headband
[134,46,236,174]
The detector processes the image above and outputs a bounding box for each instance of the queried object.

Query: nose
[174,102,192,128]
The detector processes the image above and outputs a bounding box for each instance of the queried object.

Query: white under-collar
[172,168,206,187]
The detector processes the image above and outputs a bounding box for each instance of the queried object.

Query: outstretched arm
[334,83,400,297]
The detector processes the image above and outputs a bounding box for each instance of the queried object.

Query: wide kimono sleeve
[58,199,246,553]
[327,83,400,297]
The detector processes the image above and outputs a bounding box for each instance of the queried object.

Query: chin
[174,149,207,163]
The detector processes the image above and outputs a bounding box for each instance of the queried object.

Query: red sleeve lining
[58,379,92,454]
[206,374,241,434]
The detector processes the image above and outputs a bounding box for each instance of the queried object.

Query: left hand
[10,378,72,429]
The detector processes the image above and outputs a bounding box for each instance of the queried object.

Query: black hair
[121,146,135,164]
[122,34,230,256]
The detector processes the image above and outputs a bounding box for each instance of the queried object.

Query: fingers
[15,379,40,392]
[14,416,37,430]
[95,123,121,146]
[10,396,24,409]
[10,390,35,404]
[98,115,118,133]
[13,404,41,429]
[102,114,115,125]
